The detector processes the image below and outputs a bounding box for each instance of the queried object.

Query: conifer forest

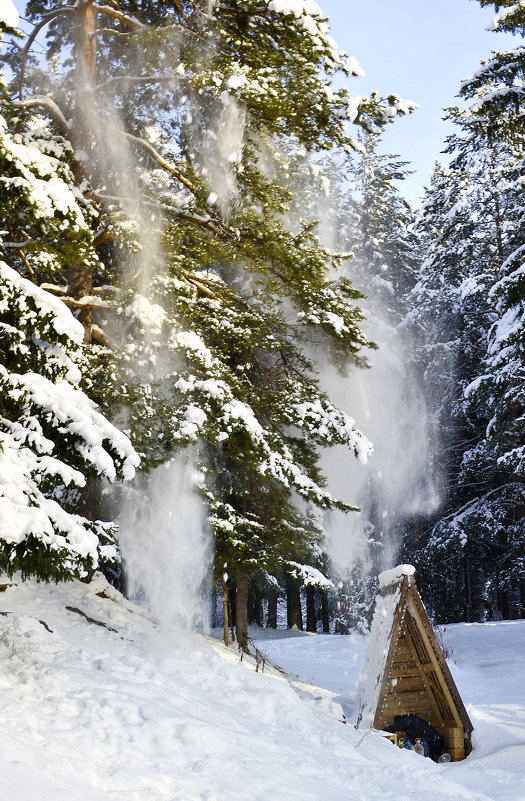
[0,0,524,646]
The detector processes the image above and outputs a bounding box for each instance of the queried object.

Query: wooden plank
[440,726,465,744]
[407,588,473,734]
[406,607,462,727]
[389,666,421,678]
[381,692,435,719]
[391,647,414,663]
[447,745,465,761]
[388,676,425,693]
[403,617,446,726]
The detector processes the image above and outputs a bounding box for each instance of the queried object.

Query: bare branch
[91,323,116,349]
[185,0,214,20]
[19,6,76,101]
[1,240,31,249]
[94,74,167,93]
[122,131,196,193]
[90,191,233,239]
[92,27,134,38]
[39,283,68,296]
[40,283,118,298]
[55,294,114,311]
[17,96,71,136]
[186,275,217,299]
[92,4,144,31]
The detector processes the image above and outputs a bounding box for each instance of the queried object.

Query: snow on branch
[17,96,71,136]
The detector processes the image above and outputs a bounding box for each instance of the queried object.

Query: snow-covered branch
[17,96,70,136]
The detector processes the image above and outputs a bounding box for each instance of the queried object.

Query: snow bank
[0,574,505,801]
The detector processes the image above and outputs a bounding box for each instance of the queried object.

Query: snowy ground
[0,575,523,800]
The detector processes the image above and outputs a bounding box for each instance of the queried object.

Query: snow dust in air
[119,458,210,630]
[70,32,215,628]
[321,309,440,576]
[288,162,440,582]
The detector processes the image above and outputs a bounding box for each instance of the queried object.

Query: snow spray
[320,311,440,576]
[285,159,440,579]
[72,30,214,629]
[119,458,211,630]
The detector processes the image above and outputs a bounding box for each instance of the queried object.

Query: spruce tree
[0,8,139,581]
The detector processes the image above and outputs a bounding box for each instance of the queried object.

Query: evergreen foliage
[405,1,525,621]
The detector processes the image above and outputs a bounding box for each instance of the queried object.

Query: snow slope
[0,575,523,801]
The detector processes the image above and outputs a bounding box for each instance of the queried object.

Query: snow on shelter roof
[378,563,415,590]
[354,567,407,731]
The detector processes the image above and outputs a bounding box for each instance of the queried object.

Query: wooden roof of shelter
[355,565,472,758]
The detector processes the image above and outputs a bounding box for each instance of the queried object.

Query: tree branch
[91,26,133,39]
[19,7,76,101]
[441,483,519,524]
[186,274,218,298]
[91,4,144,31]
[53,294,114,311]
[1,240,31,249]
[16,96,71,136]
[94,73,169,92]
[90,191,233,238]
[91,323,116,349]
[5,220,35,280]
[122,131,196,193]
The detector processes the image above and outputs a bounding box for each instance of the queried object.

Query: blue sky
[11,0,518,206]
[319,0,518,205]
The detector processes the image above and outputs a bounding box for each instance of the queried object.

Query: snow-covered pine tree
[0,9,139,580]
[341,131,420,323]
[406,150,503,620]
[405,4,525,620]
[0,260,139,580]
[5,1,415,644]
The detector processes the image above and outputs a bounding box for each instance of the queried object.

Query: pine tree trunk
[267,588,278,629]
[248,583,262,626]
[210,585,218,629]
[229,585,237,627]
[286,575,303,630]
[306,585,317,632]
[321,590,330,633]
[520,578,525,619]
[236,574,250,653]
[222,581,230,646]
[70,0,97,343]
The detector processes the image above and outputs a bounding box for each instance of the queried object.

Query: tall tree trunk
[286,575,303,630]
[210,585,218,629]
[248,583,262,626]
[222,581,230,646]
[321,590,330,633]
[236,574,250,653]
[228,585,237,627]
[520,577,525,619]
[267,588,278,629]
[306,585,316,632]
[70,0,97,343]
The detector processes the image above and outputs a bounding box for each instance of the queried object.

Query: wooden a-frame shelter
[355,565,473,761]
